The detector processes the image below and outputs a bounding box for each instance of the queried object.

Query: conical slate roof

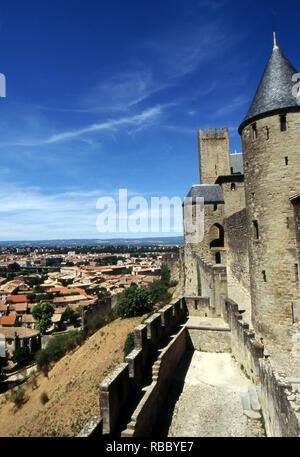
[239,44,300,133]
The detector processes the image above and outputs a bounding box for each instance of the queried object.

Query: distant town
[0,243,179,369]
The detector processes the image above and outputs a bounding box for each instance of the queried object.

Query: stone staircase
[241,385,262,419]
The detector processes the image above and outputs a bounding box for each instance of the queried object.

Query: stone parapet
[80,297,187,437]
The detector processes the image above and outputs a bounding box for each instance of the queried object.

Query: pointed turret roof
[239,39,300,133]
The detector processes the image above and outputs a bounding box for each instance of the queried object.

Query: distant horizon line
[0,235,184,242]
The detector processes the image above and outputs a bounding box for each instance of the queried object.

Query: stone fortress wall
[198,127,230,185]
[224,208,252,321]
[79,293,300,437]
[241,112,300,345]
[79,40,300,438]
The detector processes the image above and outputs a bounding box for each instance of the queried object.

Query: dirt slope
[0,315,144,437]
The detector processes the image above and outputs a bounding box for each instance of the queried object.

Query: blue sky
[0,0,299,240]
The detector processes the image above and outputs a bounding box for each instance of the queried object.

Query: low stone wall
[221,295,300,436]
[225,209,251,323]
[121,326,188,437]
[185,296,212,317]
[196,255,228,316]
[77,417,103,437]
[187,327,231,353]
[259,360,300,437]
[221,296,263,383]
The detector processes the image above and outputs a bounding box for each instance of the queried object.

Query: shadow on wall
[151,350,193,437]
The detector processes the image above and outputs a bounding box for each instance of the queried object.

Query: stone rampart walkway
[159,351,265,437]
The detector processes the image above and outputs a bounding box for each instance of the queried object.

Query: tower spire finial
[272,10,279,49]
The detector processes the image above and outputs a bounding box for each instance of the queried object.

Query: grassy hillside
[0,315,144,437]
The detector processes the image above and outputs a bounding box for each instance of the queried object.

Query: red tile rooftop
[6,295,29,303]
[0,315,17,326]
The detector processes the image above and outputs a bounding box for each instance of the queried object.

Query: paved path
[166,351,265,437]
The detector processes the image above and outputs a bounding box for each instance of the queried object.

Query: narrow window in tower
[253,220,259,239]
[231,183,236,191]
[280,115,287,132]
[286,217,289,228]
[262,271,267,282]
[214,204,218,211]
[265,126,270,140]
[295,264,299,282]
[252,123,257,139]
[285,156,289,166]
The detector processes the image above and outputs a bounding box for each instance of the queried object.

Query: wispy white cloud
[0,184,102,239]
[213,95,250,117]
[9,106,163,146]
[0,183,183,240]
[82,69,167,112]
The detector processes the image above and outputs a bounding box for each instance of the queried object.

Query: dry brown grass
[0,315,144,437]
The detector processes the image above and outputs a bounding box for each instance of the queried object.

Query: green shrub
[36,330,86,373]
[62,306,81,325]
[84,310,117,337]
[10,386,26,409]
[29,371,38,390]
[160,263,171,285]
[35,349,51,375]
[45,334,69,362]
[40,392,49,405]
[115,285,151,318]
[123,332,135,359]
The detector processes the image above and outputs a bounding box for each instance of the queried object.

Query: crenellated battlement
[98,298,187,436]
[198,127,229,138]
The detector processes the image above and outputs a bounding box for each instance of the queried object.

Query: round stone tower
[238,36,300,345]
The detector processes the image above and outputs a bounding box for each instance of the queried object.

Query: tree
[62,306,80,326]
[32,302,54,333]
[115,285,151,318]
[149,280,172,306]
[33,284,44,294]
[13,346,33,367]
[97,290,111,302]
[27,293,37,303]
[8,262,21,272]
[160,263,171,285]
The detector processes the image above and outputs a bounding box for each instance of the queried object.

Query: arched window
[209,223,225,248]
[231,182,236,191]
[215,252,221,264]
